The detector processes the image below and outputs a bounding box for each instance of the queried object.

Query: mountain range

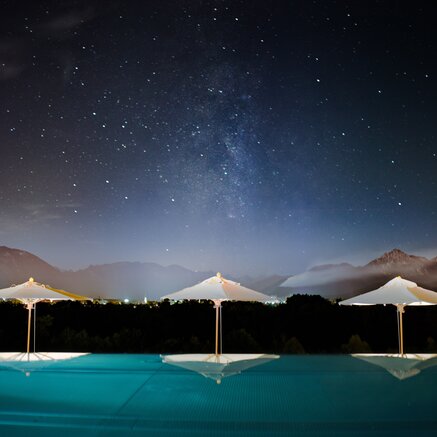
[279,248,437,298]
[2,246,437,300]
[0,246,216,300]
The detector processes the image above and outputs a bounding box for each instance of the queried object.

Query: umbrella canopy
[162,273,272,355]
[162,353,279,384]
[0,278,89,355]
[0,277,88,304]
[161,272,272,303]
[339,276,437,306]
[339,276,437,355]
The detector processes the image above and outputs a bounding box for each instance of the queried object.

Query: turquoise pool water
[0,354,436,436]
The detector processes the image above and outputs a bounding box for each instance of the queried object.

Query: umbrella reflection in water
[352,353,437,380]
[162,353,279,384]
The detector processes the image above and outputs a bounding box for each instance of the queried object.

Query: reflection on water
[0,352,90,376]
[352,353,437,380]
[0,354,436,435]
[162,353,280,383]
[0,352,89,362]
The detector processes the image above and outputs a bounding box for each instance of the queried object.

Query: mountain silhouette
[280,249,437,298]
[2,246,437,300]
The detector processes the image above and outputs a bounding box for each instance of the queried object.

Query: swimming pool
[0,353,436,436]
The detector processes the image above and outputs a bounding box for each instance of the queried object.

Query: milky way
[1,1,437,275]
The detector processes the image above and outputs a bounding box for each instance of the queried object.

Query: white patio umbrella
[0,277,89,355]
[339,276,437,355]
[162,353,279,384]
[161,273,273,356]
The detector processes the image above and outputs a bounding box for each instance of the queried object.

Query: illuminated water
[0,354,436,436]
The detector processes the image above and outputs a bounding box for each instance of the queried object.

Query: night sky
[1,1,437,275]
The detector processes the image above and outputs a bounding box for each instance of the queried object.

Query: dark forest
[1,296,436,354]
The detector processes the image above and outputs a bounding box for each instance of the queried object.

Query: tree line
[0,295,436,354]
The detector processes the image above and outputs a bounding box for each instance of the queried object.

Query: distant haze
[3,246,437,301]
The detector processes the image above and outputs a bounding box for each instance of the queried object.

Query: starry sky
[1,1,437,276]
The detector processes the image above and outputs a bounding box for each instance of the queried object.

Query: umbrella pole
[220,304,223,355]
[26,303,33,357]
[34,303,36,353]
[213,300,221,356]
[396,304,405,356]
